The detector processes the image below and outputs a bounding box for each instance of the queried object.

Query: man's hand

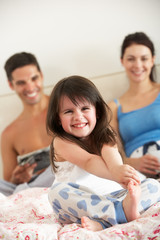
[10,163,37,184]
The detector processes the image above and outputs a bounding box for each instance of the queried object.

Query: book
[17,146,50,173]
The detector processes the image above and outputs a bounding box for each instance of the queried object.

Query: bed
[0,187,160,239]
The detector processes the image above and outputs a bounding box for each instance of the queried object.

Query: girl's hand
[110,164,140,189]
[129,155,160,175]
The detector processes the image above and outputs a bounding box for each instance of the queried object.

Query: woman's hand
[127,155,160,176]
[110,164,140,189]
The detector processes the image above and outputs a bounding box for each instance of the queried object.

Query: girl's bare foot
[81,216,103,231]
[123,180,141,222]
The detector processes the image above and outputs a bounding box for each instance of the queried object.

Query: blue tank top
[114,93,160,157]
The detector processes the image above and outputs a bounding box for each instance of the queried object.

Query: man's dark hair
[4,52,41,82]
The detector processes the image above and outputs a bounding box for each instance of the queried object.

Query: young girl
[47,75,160,231]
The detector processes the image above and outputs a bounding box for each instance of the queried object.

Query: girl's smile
[59,96,97,139]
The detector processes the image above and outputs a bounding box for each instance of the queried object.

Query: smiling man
[0,52,54,196]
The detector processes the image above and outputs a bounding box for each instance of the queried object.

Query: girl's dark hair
[46,75,117,171]
[121,32,156,82]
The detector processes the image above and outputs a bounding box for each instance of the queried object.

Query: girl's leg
[138,178,160,213]
[80,179,160,231]
[122,181,141,221]
[81,216,104,231]
[48,182,128,228]
[81,180,141,231]
[48,179,160,229]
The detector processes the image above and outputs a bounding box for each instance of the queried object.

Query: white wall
[0,0,160,178]
[0,0,160,96]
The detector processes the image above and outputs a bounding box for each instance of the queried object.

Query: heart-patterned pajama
[48,178,160,228]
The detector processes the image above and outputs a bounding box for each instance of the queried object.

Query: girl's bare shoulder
[54,137,74,147]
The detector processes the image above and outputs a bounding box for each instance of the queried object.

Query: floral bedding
[0,187,160,240]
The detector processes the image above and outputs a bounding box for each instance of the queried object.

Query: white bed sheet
[0,187,160,240]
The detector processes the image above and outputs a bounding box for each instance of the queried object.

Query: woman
[108,32,160,179]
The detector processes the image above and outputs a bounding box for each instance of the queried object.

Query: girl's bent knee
[141,178,160,200]
[48,182,63,204]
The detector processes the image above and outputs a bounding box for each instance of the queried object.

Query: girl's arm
[54,137,140,188]
[54,137,113,180]
[101,144,140,187]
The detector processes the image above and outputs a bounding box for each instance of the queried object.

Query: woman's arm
[124,155,160,175]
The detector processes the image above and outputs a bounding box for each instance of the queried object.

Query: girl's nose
[74,110,83,120]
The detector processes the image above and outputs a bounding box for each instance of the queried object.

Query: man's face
[9,64,44,105]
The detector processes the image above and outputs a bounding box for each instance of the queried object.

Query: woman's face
[59,95,97,139]
[121,44,155,83]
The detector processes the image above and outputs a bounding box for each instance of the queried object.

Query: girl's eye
[64,110,72,114]
[82,107,90,111]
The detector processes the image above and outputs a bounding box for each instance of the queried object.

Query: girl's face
[121,44,155,83]
[59,95,97,139]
